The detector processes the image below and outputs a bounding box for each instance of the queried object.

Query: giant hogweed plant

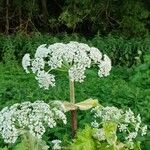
[0,42,147,149]
[22,41,111,136]
[21,42,148,149]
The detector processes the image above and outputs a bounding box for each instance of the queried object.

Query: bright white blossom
[31,57,45,73]
[91,120,99,128]
[124,108,136,123]
[22,42,111,89]
[90,47,102,63]
[92,106,123,122]
[35,44,49,58]
[36,70,55,89]
[52,140,62,150]
[69,65,86,82]
[125,132,137,142]
[141,125,147,136]
[22,53,30,73]
[0,101,67,144]
[119,124,128,132]
[98,54,111,77]
[93,128,105,141]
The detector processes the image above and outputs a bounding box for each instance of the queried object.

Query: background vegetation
[0,0,149,149]
[0,33,150,66]
[0,0,150,37]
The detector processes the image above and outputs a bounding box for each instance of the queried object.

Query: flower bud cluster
[0,101,67,144]
[22,42,111,89]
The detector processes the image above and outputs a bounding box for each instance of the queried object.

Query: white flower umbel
[0,101,67,144]
[22,42,111,89]
[22,42,112,136]
[91,106,147,147]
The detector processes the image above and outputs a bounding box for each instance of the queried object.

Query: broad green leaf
[13,142,27,150]
[69,125,96,150]
[103,122,117,145]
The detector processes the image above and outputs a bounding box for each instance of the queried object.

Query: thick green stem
[69,79,77,137]
[70,80,75,103]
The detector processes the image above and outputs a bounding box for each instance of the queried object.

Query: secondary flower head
[22,42,112,89]
[91,106,147,148]
[0,101,67,144]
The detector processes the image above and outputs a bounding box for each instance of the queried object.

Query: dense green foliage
[0,34,150,66]
[69,125,98,150]
[0,0,150,37]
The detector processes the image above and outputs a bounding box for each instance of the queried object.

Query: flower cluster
[0,101,67,144]
[22,42,111,89]
[91,105,147,149]
[51,140,62,150]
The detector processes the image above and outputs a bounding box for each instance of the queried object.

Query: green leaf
[69,125,96,150]
[13,132,49,150]
[134,142,141,150]
[0,147,9,150]
[13,142,27,150]
[96,142,114,150]
[103,122,117,145]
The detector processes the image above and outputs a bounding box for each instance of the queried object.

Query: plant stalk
[69,79,77,137]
